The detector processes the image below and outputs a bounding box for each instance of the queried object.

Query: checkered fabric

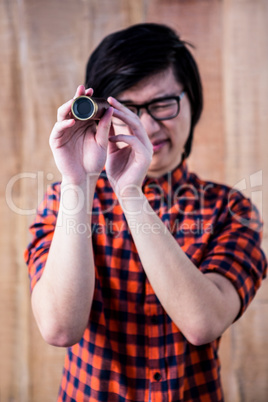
[25,161,267,401]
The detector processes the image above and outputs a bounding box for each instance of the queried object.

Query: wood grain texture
[1,0,267,401]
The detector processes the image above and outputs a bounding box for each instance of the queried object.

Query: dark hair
[85,23,203,157]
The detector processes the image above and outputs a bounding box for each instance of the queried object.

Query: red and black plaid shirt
[25,161,267,401]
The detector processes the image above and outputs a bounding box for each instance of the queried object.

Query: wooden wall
[1,0,267,400]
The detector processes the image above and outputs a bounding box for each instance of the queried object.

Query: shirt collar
[142,160,189,200]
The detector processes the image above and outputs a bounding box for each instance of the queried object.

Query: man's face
[113,68,192,178]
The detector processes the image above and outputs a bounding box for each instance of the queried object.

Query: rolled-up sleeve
[24,183,60,292]
[200,191,267,318]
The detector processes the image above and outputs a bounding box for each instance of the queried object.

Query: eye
[125,105,139,115]
[149,100,178,117]
[151,100,177,110]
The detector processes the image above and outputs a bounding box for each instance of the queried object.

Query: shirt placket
[142,179,170,402]
[144,279,168,402]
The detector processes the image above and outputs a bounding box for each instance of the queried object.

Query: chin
[149,154,182,176]
[147,163,168,178]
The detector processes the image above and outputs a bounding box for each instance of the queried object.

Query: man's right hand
[49,85,113,186]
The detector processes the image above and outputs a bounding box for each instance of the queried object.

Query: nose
[139,110,161,137]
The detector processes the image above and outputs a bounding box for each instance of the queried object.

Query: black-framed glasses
[112,92,185,126]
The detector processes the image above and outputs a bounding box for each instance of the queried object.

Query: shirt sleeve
[199,189,267,318]
[24,182,60,292]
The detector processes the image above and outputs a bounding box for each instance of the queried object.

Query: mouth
[152,139,170,153]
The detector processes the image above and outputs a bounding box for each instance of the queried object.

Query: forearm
[121,194,240,345]
[32,181,96,347]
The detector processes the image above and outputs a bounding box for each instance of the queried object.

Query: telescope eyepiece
[71,96,109,121]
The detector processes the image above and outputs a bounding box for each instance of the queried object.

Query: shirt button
[154,372,162,382]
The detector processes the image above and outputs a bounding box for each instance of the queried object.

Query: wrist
[61,173,98,192]
[59,177,97,219]
[117,186,148,216]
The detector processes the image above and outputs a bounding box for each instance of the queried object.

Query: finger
[57,99,75,122]
[74,85,85,99]
[57,86,84,122]
[108,97,151,148]
[85,87,94,97]
[74,85,94,99]
[57,86,85,122]
[107,124,123,154]
[109,134,150,157]
[50,119,76,141]
[95,107,114,149]
[108,96,136,121]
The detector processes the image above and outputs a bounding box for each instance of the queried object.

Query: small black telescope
[71,96,110,121]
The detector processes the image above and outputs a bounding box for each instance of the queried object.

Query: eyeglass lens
[112,97,181,126]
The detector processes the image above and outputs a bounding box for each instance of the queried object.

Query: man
[25,23,267,401]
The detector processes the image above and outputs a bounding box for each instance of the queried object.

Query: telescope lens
[72,97,94,120]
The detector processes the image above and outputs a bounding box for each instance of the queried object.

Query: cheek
[174,110,192,144]
[168,120,190,147]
